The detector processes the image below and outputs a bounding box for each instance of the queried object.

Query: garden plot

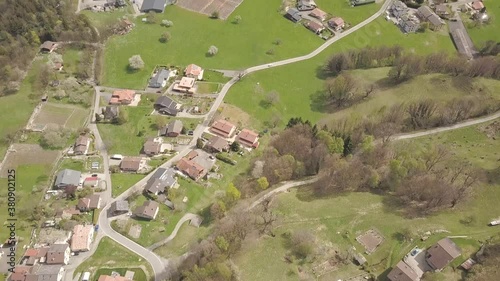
[0,144,60,177]
[31,102,88,129]
[356,229,384,254]
[176,0,244,20]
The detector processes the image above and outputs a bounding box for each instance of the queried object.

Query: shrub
[216,153,237,165]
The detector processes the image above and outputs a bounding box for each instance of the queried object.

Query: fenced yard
[176,0,244,20]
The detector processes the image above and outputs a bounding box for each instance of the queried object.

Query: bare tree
[324,73,357,107]
[407,100,437,129]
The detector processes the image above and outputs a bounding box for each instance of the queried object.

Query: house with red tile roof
[109,90,136,105]
[309,8,328,21]
[471,0,484,11]
[210,120,236,138]
[236,129,259,148]
[304,20,325,34]
[71,225,94,252]
[184,64,204,80]
[176,158,207,181]
[328,17,345,31]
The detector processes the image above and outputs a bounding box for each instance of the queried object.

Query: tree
[146,11,157,23]
[290,230,315,259]
[324,73,357,107]
[196,138,204,149]
[273,38,282,45]
[207,45,219,56]
[160,31,171,43]
[407,99,437,129]
[40,126,71,149]
[210,200,226,220]
[113,107,128,124]
[316,130,344,154]
[233,15,242,24]
[215,236,229,252]
[210,11,219,19]
[128,55,145,70]
[230,141,240,152]
[265,90,280,106]
[257,177,269,190]
[225,183,241,204]
[161,19,173,27]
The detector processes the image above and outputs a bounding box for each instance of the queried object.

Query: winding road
[68,0,500,280]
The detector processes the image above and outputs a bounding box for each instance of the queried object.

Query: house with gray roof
[154,96,179,116]
[417,6,445,30]
[134,200,159,220]
[54,169,81,189]
[141,0,167,13]
[149,68,171,88]
[144,168,177,195]
[297,0,317,11]
[161,120,183,137]
[285,8,302,23]
[110,200,129,216]
[390,1,408,19]
[31,264,65,281]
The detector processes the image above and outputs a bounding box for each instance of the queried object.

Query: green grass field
[233,122,500,280]
[93,268,147,281]
[81,4,133,30]
[224,17,456,128]
[61,48,82,76]
[111,173,146,197]
[465,0,500,48]
[75,237,153,278]
[315,0,379,25]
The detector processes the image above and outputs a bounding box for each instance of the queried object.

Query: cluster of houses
[388,1,446,33]
[208,119,260,148]
[284,1,345,36]
[8,225,95,281]
[171,64,204,94]
[387,238,462,281]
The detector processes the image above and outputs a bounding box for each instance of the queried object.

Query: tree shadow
[198,206,213,227]
[315,65,330,80]
[486,167,500,185]
[309,90,341,114]
[259,100,271,109]
[377,268,393,281]
[124,65,140,75]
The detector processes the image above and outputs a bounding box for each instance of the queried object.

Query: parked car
[188,131,194,136]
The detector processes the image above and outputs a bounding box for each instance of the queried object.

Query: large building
[54,169,81,189]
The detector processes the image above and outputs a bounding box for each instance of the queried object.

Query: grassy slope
[111,173,146,197]
[102,0,366,89]
[234,123,500,280]
[466,0,500,47]
[224,17,456,128]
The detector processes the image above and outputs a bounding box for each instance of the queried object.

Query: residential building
[297,0,317,11]
[161,120,183,137]
[83,176,99,188]
[154,96,179,116]
[120,157,142,172]
[148,68,171,88]
[74,135,89,155]
[134,200,159,220]
[309,8,328,21]
[184,64,204,80]
[46,244,70,265]
[387,261,419,281]
[97,275,132,281]
[351,0,375,6]
[144,168,177,195]
[143,138,162,156]
[285,8,302,23]
[109,89,136,105]
[140,0,167,13]
[176,158,206,181]
[435,4,449,16]
[417,6,445,30]
[390,1,408,18]
[305,20,325,34]
[328,17,345,31]
[110,200,129,216]
[400,14,421,33]
[102,106,119,120]
[22,247,49,266]
[31,264,65,281]
[204,135,230,153]
[54,169,81,189]
[77,194,101,212]
[40,41,58,53]
[425,238,461,271]
[210,120,236,138]
[236,129,260,148]
[71,225,94,252]
[173,77,196,94]
[471,0,484,11]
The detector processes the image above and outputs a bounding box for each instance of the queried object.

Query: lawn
[81,4,133,31]
[60,47,82,76]
[60,158,85,171]
[111,173,146,197]
[233,123,500,280]
[196,82,220,94]
[0,59,46,158]
[33,102,89,129]
[465,0,500,48]
[75,237,153,279]
[101,0,327,89]
[223,18,459,128]
[93,268,147,281]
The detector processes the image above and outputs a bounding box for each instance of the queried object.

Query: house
[328,17,345,31]
[204,135,230,153]
[46,244,70,265]
[351,0,375,6]
[140,0,167,13]
[54,62,63,71]
[77,194,101,212]
[297,0,317,11]
[305,21,325,34]
[176,158,207,181]
[116,0,127,7]
[210,120,236,138]
[184,64,204,80]
[471,0,485,11]
[54,169,81,189]
[390,1,408,18]
[143,138,162,156]
[309,8,328,21]
[71,225,94,252]
[134,200,159,220]
[400,14,421,33]
[83,177,99,188]
[236,129,260,148]
[435,4,449,16]
[23,247,49,266]
[40,41,58,53]
[144,168,177,195]
[161,120,183,137]
[417,6,445,30]
[149,68,171,88]
[109,89,136,105]
[460,258,476,271]
[120,157,142,172]
[74,135,89,155]
[173,77,196,94]
[425,238,461,271]
[98,275,132,281]
[31,264,65,281]
[154,96,179,116]
[102,106,119,120]
[285,8,302,23]
[387,261,419,281]
[110,200,129,216]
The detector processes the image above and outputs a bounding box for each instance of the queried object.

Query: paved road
[148,213,200,250]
